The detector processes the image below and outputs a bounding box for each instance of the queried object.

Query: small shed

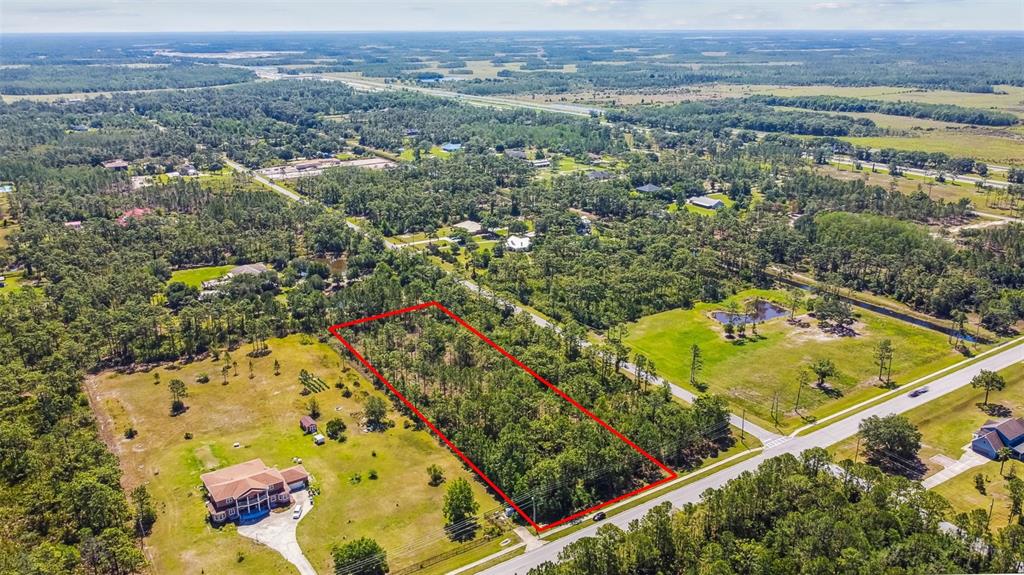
[299,416,317,434]
[313,433,326,445]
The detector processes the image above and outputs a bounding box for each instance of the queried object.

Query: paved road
[831,155,1013,191]
[479,340,1024,574]
[223,157,306,203]
[459,279,782,443]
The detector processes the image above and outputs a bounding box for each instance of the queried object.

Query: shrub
[368,469,378,480]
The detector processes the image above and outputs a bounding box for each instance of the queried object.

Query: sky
[2,0,1022,34]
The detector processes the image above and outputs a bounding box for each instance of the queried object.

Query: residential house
[200,263,271,291]
[101,159,130,171]
[636,183,661,193]
[440,143,463,153]
[452,220,483,235]
[506,235,532,251]
[531,159,551,168]
[180,164,200,176]
[586,170,612,181]
[201,459,309,524]
[504,149,528,160]
[688,196,726,210]
[972,418,1024,460]
[299,416,318,434]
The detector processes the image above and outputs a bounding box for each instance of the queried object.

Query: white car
[292,504,302,519]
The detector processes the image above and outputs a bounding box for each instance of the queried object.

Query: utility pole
[740,408,746,441]
[853,435,862,464]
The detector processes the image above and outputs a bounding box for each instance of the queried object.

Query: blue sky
[2,0,1022,33]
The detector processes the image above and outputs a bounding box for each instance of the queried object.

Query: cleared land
[623,288,968,434]
[832,360,1024,477]
[87,335,504,575]
[818,163,1019,218]
[837,133,1024,166]
[168,265,235,288]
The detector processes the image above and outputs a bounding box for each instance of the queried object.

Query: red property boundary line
[327,301,678,532]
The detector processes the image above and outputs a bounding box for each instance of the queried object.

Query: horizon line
[3,28,1024,35]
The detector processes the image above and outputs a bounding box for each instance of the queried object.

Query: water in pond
[711,300,788,325]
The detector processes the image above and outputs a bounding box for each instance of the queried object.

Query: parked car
[593,511,606,522]
[292,504,302,519]
[908,387,929,398]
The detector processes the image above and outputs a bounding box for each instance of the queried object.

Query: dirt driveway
[237,491,317,575]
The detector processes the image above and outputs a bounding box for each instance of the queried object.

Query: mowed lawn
[832,357,1024,475]
[169,265,235,288]
[623,289,965,433]
[87,335,502,575]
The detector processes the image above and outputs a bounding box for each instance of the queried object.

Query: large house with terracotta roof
[971,417,1024,460]
[200,459,309,524]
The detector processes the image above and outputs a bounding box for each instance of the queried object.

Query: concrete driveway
[237,490,317,575]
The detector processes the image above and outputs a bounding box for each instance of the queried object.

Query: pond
[711,300,789,325]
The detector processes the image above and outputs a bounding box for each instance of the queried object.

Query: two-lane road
[480,339,1024,574]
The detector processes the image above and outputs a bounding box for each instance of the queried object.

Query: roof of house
[983,418,1024,442]
[976,430,1006,452]
[507,235,531,250]
[504,149,528,160]
[102,159,130,169]
[280,465,309,484]
[441,143,462,152]
[689,195,725,208]
[229,263,270,276]
[586,170,612,180]
[299,415,316,428]
[201,459,297,503]
[453,220,483,234]
[636,183,661,193]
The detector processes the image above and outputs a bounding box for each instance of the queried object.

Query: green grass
[623,289,965,434]
[398,145,451,161]
[0,270,24,295]
[933,459,1020,528]
[837,134,1024,165]
[169,265,235,288]
[88,335,504,575]
[832,360,1024,471]
[684,193,735,216]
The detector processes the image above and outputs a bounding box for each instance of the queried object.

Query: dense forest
[343,301,732,523]
[0,64,255,95]
[530,450,1024,574]
[752,95,1020,127]
[606,100,881,137]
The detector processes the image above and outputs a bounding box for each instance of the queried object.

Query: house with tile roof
[201,458,309,524]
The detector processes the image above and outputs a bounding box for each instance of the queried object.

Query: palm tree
[999,447,1015,476]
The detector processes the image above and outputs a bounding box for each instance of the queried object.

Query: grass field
[623,289,967,434]
[831,356,1023,464]
[684,192,734,215]
[169,265,236,288]
[819,163,1018,217]
[0,270,24,295]
[399,145,451,161]
[837,133,1024,165]
[87,335,503,575]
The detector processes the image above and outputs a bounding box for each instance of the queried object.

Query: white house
[506,235,532,251]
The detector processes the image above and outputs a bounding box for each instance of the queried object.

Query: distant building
[688,196,725,210]
[64,221,83,230]
[636,183,661,193]
[452,220,483,235]
[200,263,271,291]
[70,124,89,132]
[299,416,318,434]
[0,184,13,194]
[180,164,200,176]
[0,276,5,288]
[101,159,130,171]
[116,208,153,226]
[504,149,528,160]
[972,418,1024,460]
[531,159,551,168]
[404,128,421,136]
[440,143,463,153]
[313,433,326,445]
[506,235,532,251]
[586,170,613,181]
[201,459,309,524]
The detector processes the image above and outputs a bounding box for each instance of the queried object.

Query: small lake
[711,300,788,325]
